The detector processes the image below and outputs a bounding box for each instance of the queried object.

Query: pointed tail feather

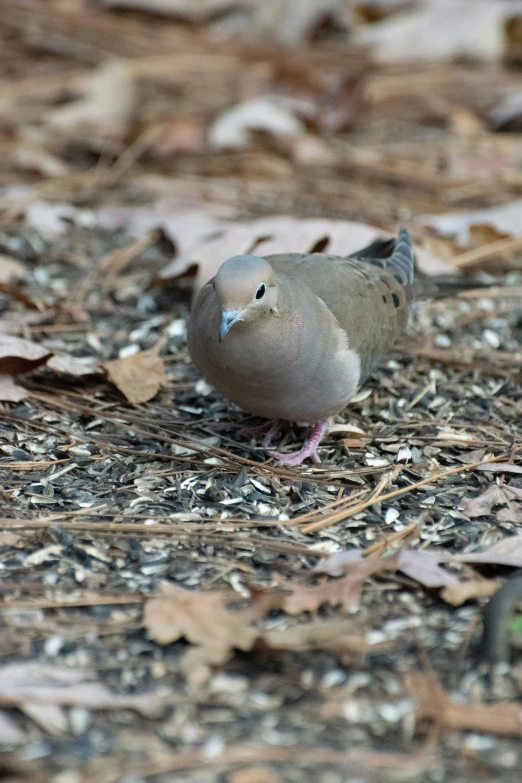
[352,228,415,301]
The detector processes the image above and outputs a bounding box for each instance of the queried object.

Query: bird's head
[214,255,278,341]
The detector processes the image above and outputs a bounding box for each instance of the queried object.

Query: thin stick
[301,452,515,534]
[451,235,522,270]
[363,520,420,557]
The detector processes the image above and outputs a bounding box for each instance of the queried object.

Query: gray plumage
[187,228,415,463]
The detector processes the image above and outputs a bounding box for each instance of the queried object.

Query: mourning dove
[187,228,414,466]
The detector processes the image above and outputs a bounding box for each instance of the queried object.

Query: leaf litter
[1,1,522,780]
[103,340,167,404]
[144,582,383,684]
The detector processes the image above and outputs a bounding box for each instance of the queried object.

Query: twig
[363,520,421,557]
[451,235,522,270]
[301,452,515,534]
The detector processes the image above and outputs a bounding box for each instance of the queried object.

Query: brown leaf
[397,550,458,588]
[460,484,522,522]
[96,207,444,296]
[0,663,163,718]
[0,255,26,286]
[160,217,391,294]
[104,341,167,404]
[144,583,257,649]
[422,198,522,246]
[45,60,134,135]
[143,584,378,684]
[0,374,29,402]
[314,547,457,589]
[405,672,522,737]
[0,334,51,376]
[260,618,387,656]
[144,584,262,683]
[440,579,502,606]
[453,536,522,568]
[285,551,400,614]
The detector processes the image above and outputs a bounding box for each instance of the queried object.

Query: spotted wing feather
[266,228,414,381]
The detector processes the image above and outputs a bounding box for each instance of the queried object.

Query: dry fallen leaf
[460,483,522,523]
[440,579,502,607]
[0,334,101,401]
[46,354,102,378]
[144,583,258,648]
[0,374,29,402]
[0,334,52,377]
[45,59,135,135]
[453,536,522,568]
[0,663,164,719]
[24,202,82,240]
[353,0,522,64]
[0,255,26,286]
[405,671,522,737]
[104,341,167,404]
[144,584,278,684]
[208,95,312,150]
[144,584,379,683]
[396,549,459,588]
[421,199,522,245]
[314,546,458,590]
[285,550,400,615]
[157,215,445,294]
[261,618,387,656]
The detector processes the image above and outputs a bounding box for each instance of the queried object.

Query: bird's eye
[255,283,266,300]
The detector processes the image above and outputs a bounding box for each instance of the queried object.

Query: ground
[1,3,522,783]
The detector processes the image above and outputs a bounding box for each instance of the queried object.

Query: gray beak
[219,309,241,342]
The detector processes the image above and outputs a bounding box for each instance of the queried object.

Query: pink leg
[269,421,329,467]
[239,419,283,448]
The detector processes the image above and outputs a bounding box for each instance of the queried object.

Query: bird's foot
[269,421,328,467]
[239,419,283,448]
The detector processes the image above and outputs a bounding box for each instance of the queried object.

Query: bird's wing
[266,228,414,380]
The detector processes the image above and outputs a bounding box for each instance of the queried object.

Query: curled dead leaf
[460,483,522,522]
[0,335,51,377]
[285,550,400,615]
[158,215,445,295]
[440,579,502,607]
[143,583,381,684]
[104,341,167,404]
[453,535,522,568]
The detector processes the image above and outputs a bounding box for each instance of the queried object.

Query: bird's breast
[198,312,358,422]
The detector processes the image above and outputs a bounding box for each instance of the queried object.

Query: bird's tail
[352,227,415,301]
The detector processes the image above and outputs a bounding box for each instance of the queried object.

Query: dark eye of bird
[255,283,266,300]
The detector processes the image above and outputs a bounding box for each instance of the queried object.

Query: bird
[187,228,414,466]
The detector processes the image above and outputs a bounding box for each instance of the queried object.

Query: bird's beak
[219,309,242,342]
